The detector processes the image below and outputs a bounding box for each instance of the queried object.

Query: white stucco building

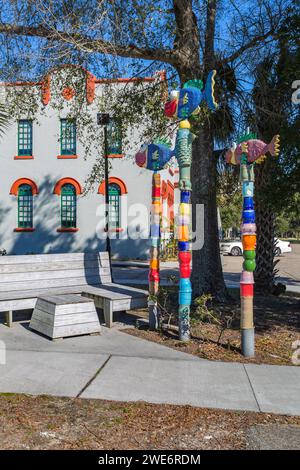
[0,66,178,259]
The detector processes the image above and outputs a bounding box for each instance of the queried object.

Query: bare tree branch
[0,22,178,66]
[223,28,276,64]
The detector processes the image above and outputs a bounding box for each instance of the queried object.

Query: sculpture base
[241,328,255,357]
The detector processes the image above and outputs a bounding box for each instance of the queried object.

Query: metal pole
[103,124,113,280]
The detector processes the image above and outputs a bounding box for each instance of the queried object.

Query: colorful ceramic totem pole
[135,142,174,329]
[164,70,218,341]
[225,133,280,356]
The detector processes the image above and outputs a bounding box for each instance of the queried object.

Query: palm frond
[0,103,10,136]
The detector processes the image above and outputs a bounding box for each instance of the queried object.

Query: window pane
[61,184,77,228]
[107,119,122,155]
[18,120,32,155]
[18,184,33,228]
[61,119,76,155]
[108,183,121,228]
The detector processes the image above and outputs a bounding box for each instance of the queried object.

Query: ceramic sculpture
[164,70,218,341]
[225,133,280,356]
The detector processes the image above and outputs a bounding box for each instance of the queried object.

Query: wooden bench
[0,252,148,328]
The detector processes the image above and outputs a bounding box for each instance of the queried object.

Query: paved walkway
[0,323,299,416]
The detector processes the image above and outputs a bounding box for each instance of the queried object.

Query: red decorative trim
[10,178,39,196]
[95,77,155,84]
[98,177,128,195]
[1,81,41,87]
[57,155,78,159]
[53,178,82,195]
[1,76,156,87]
[107,154,124,159]
[57,227,79,233]
[62,86,75,101]
[156,70,167,81]
[14,228,35,232]
[174,182,179,189]
[41,74,51,105]
[86,72,96,104]
[14,155,34,160]
[104,228,124,233]
[2,65,161,89]
[168,167,175,176]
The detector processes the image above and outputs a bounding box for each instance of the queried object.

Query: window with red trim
[17,119,33,157]
[60,183,77,229]
[18,184,33,229]
[54,178,81,232]
[98,178,127,232]
[60,118,76,157]
[10,178,38,232]
[108,183,121,229]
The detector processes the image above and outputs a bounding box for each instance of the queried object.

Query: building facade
[0,66,178,259]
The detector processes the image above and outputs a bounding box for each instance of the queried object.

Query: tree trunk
[191,125,228,301]
[254,160,278,292]
[173,0,227,301]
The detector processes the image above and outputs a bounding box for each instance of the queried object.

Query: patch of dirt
[124,295,300,366]
[0,394,300,450]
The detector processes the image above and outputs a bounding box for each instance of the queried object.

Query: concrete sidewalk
[0,323,299,415]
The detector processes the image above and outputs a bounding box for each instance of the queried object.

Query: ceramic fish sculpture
[164,70,218,120]
[135,143,175,171]
[225,135,280,165]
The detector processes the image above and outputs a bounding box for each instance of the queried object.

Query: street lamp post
[97,113,112,273]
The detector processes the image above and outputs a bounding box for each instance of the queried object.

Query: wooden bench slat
[0,285,89,301]
[0,276,112,292]
[0,267,111,283]
[37,294,91,305]
[104,283,148,296]
[82,285,148,300]
[0,259,110,274]
[0,252,109,265]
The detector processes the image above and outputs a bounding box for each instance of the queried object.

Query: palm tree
[249,15,300,292]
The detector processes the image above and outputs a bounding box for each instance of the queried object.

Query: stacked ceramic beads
[175,120,193,341]
[148,172,161,329]
[178,190,192,340]
[240,160,256,356]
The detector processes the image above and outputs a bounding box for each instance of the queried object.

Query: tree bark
[189,0,227,301]
[191,125,227,300]
[172,0,227,300]
[254,160,278,292]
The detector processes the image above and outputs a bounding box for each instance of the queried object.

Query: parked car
[220,238,292,256]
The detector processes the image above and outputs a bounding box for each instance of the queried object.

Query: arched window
[18,184,33,228]
[108,183,121,229]
[61,184,77,228]
[10,178,38,232]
